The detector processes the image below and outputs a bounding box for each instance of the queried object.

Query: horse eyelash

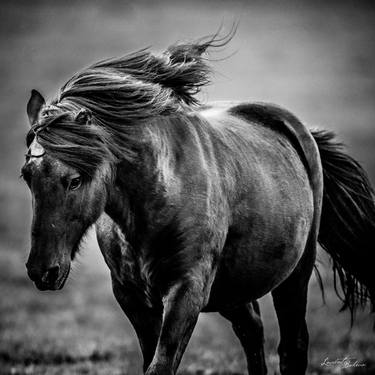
[20,172,30,187]
[20,167,32,185]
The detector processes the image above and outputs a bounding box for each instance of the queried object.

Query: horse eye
[69,176,82,191]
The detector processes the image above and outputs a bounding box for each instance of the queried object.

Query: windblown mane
[27,32,233,177]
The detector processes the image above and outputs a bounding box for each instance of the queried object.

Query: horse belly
[204,183,314,312]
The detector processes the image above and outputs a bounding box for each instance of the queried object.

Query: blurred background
[0,1,374,374]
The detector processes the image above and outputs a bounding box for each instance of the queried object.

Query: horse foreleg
[112,278,162,372]
[145,275,208,375]
[220,301,267,375]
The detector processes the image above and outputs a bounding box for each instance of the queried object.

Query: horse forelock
[26,107,117,179]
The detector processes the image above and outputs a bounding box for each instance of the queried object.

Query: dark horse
[22,35,375,375]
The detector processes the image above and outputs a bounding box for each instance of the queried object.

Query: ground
[0,1,374,374]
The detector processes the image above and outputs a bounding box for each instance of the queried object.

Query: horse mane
[27,31,234,177]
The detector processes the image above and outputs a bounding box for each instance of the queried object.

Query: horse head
[22,90,109,290]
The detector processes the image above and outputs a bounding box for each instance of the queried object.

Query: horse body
[23,35,374,375]
[97,102,317,313]
[93,101,322,374]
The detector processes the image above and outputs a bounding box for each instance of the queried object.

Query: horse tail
[311,129,375,319]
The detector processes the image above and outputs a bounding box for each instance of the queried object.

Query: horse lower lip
[35,280,58,291]
[34,266,70,291]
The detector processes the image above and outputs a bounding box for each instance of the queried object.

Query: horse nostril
[42,265,60,284]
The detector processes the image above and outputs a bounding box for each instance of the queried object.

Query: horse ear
[75,108,92,125]
[27,89,45,126]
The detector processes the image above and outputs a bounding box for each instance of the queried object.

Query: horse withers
[22,35,375,374]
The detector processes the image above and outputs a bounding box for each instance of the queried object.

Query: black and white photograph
[0,1,374,374]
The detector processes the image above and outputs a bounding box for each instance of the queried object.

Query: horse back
[199,101,323,214]
[226,102,324,242]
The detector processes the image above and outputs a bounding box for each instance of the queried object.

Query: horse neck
[103,112,204,239]
[104,125,168,241]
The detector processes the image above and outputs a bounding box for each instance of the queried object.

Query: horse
[21,34,375,375]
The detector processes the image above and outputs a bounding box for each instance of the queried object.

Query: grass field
[1,1,374,374]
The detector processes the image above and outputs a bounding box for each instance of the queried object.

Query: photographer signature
[321,357,366,369]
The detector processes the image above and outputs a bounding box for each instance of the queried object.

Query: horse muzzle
[26,262,70,291]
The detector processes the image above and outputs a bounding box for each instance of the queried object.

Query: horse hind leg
[220,300,267,375]
[271,238,316,375]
